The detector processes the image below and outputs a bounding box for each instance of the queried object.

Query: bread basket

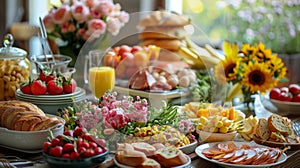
[0,114,64,152]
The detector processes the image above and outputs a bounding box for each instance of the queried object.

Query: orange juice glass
[89,66,115,98]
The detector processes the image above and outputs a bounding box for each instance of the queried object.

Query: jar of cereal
[0,34,30,100]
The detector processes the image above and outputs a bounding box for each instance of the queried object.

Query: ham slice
[128,69,156,90]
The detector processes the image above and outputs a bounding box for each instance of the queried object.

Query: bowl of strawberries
[43,127,108,168]
[16,69,85,115]
[268,84,300,115]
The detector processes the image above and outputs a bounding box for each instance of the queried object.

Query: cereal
[0,59,30,100]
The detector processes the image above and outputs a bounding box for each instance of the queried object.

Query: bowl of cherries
[43,127,108,168]
[269,84,300,115]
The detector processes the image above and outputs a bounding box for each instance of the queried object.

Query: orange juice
[89,66,115,98]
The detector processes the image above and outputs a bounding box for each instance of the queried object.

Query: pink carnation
[71,1,90,23]
[52,5,71,24]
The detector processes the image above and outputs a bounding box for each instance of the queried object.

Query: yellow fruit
[215,121,223,128]
[223,119,233,127]
[199,116,208,124]
[219,126,229,133]
[197,123,204,130]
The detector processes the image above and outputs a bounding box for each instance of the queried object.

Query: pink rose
[61,23,69,33]
[52,5,71,24]
[88,19,107,36]
[91,0,114,18]
[43,14,55,32]
[83,0,97,8]
[118,11,129,24]
[71,1,89,23]
[107,18,121,36]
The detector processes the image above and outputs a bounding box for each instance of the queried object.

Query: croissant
[0,100,63,131]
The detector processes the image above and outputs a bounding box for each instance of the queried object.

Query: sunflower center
[248,70,265,85]
[225,63,236,78]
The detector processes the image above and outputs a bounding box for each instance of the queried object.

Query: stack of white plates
[16,87,86,115]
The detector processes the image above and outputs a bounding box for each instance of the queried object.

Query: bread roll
[137,11,190,28]
[0,100,63,131]
[115,150,147,167]
[139,26,189,40]
[141,39,182,51]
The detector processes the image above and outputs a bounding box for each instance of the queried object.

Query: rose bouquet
[43,0,129,66]
[214,41,287,108]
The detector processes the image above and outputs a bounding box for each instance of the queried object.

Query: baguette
[254,118,271,140]
[268,114,293,137]
[0,101,63,131]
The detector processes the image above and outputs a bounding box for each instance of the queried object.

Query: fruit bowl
[269,98,300,115]
[43,150,109,168]
[198,131,237,143]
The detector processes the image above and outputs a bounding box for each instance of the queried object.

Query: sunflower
[269,54,288,79]
[214,41,239,84]
[241,61,276,93]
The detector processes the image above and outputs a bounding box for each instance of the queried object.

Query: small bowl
[31,54,72,74]
[43,150,109,168]
[198,131,237,143]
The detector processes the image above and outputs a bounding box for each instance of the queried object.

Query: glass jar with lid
[0,34,30,100]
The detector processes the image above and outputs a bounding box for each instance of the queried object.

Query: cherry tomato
[77,147,87,153]
[63,143,74,153]
[64,130,74,137]
[269,88,281,100]
[49,146,63,157]
[79,141,90,149]
[70,151,80,159]
[94,147,103,155]
[44,142,52,153]
[82,149,96,158]
[62,153,71,159]
[73,127,85,137]
[81,133,94,142]
[89,142,98,149]
[51,138,60,147]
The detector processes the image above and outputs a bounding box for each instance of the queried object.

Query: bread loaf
[254,118,271,140]
[268,114,293,137]
[0,100,62,131]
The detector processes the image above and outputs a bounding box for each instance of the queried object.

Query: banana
[204,44,225,60]
[177,47,206,69]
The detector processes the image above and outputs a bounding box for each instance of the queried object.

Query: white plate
[16,87,85,99]
[195,141,287,168]
[114,154,191,168]
[16,90,85,101]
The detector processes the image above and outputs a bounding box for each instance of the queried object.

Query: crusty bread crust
[155,146,188,167]
[0,101,62,131]
[255,118,271,140]
[268,114,293,137]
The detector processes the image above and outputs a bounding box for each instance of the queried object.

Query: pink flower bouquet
[43,0,129,66]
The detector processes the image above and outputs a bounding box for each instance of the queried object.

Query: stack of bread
[254,114,300,143]
[137,10,221,69]
[115,142,189,168]
[0,101,63,131]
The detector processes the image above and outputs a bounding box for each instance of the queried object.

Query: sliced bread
[115,149,147,167]
[132,142,157,157]
[268,114,293,136]
[254,118,271,140]
[137,158,161,168]
[155,146,188,167]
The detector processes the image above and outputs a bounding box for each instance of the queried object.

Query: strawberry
[40,68,55,83]
[47,79,64,95]
[63,78,77,94]
[21,82,32,94]
[31,80,47,95]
